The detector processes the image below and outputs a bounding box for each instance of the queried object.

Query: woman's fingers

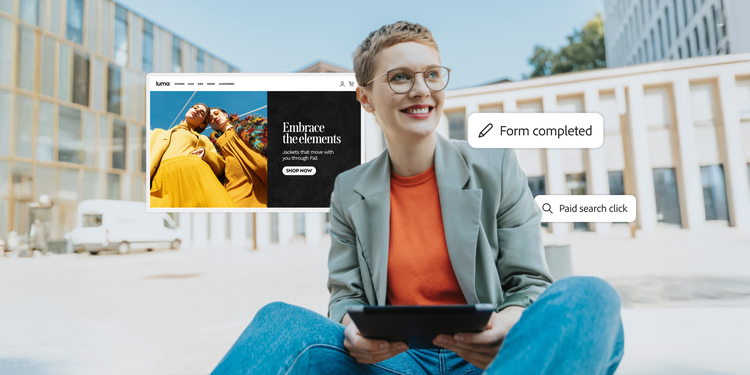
[433,335,500,354]
[345,340,407,364]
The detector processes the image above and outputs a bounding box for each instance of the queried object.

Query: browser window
[146,73,365,211]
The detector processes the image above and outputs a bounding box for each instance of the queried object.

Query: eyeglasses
[364,66,451,94]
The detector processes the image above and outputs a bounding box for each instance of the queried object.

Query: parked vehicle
[70,200,182,255]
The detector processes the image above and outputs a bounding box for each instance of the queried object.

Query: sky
[150,91,268,136]
[118,0,605,89]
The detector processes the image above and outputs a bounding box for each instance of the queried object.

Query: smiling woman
[212,21,624,375]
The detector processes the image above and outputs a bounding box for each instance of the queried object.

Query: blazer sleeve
[327,176,367,323]
[198,135,226,178]
[495,148,554,311]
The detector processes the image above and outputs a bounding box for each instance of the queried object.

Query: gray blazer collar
[349,133,481,305]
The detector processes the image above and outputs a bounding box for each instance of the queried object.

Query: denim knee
[551,276,621,313]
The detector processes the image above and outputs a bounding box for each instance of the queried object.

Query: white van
[70,200,182,255]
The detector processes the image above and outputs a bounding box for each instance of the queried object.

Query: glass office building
[0,0,238,246]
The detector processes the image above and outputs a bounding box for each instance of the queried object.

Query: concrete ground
[1,225,749,375]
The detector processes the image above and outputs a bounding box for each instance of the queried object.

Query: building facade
[438,53,750,235]
[604,0,750,67]
[0,0,238,248]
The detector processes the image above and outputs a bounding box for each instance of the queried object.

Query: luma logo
[156,81,170,86]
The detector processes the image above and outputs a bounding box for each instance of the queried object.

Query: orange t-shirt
[386,165,467,306]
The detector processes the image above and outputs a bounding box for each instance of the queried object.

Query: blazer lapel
[434,134,482,304]
[350,150,391,306]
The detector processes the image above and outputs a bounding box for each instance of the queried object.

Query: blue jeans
[212,276,624,375]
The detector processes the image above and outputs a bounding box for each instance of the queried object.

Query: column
[209,212,226,246]
[178,212,192,246]
[717,73,750,230]
[255,213,270,248]
[672,78,705,230]
[625,84,658,231]
[278,213,294,246]
[584,89,611,233]
[230,212,247,247]
[365,112,383,162]
[542,94,568,235]
[305,213,322,245]
[503,99,517,113]
[192,213,208,246]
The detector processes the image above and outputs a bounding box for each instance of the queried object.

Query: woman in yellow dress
[208,108,268,207]
[149,103,237,208]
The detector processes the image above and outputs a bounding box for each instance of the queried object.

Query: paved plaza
[1,226,749,374]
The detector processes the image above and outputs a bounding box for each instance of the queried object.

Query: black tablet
[347,304,495,349]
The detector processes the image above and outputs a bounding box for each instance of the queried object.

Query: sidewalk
[0,227,748,374]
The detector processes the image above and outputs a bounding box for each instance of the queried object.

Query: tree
[527,13,607,78]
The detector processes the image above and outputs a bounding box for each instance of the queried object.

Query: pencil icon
[479,123,493,138]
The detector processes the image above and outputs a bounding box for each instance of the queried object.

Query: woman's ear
[356,86,375,113]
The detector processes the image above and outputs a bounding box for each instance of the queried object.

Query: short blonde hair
[353,21,439,87]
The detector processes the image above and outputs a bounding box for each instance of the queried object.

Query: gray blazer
[327,133,553,323]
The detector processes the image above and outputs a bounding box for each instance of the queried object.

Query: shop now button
[283,166,316,176]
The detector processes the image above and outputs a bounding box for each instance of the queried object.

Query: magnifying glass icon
[542,203,553,214]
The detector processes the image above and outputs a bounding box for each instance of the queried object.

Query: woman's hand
[342,314,408,364]
[190,148,205,159]
[433,306,525,369]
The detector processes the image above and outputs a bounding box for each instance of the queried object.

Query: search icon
[542,203,553,214]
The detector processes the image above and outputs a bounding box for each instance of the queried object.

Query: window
[58,44,71,102]
[678,46,682,58]
[700,165,729,221]
[86,0,97,51]
[665,9,672,46]
[141,127,147,173]
[106,173,120,200]
[100,0,110,57]
[294,213,305,236]
[72,50,89,106]
[83,214,102,228]
[0,18,10,86]
[37,101,54,161]
[15,96,33,158]
[197,50,204,72]
[58,106,82,164]
[527,176,547,228]
[82,171,100,200]
[446,110,466,140]
[60,168,78,201]
[672,0,679,35]
[694,27,701,55]
[107,64,121,114]
[0,90,9,157]
[686,36,692,57]
[653,168,682,225]
[640,0,646,24]
[658,20,666,57]
[638,47,643,63]
[83,112,96,167]
[40,36,55,97]
[682,0,688,27]
[702,17,711,54]
[172,36,182,73]
[651,30,658,60]
[65,0,83,45]
[566,173,589,231]
[163,218,175,230]
[114,5,128,66]
[17,26,35,91]
[112,120,126,170]
[142,20,154,72]
[19,0,38,26]
[608,171,625,195]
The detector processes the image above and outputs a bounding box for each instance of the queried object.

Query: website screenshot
[146,73,365,211]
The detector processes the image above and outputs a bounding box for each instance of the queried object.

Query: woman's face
[210,109,229,131]
[185,104,208,129]
[358,42,445,142]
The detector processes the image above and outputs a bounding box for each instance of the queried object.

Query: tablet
[347,304,495,349]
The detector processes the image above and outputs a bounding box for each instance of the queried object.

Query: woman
[150,103,237,208]
[208,108,268,207]
[212,22,623,374]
